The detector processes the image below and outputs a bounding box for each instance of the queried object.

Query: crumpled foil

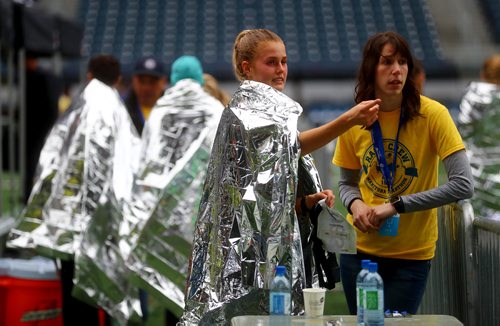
[7,93,87,258]
[119,79,224,316]
[8,79,142,323]
[296,154,323,247]
[74,199,142,324]
[179,80,323,325]
[458,81,500,218]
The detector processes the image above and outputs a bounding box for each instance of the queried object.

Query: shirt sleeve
[428,103,466,159]
[401,149,474,212]
[338,167,362,214]
[332,131,361,169]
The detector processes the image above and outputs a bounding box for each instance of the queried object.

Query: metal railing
[419,200,500,326]
[0,44,24,256]
[473,217,500,326]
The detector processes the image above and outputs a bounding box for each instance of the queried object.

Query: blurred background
[23,0,500,101]
[0,1,499,325]
[1,0,499,205]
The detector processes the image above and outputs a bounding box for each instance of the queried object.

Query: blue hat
[134,56,166,77]
[170,55,204,85]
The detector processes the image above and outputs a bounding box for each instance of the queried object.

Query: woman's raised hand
[346,99,381,128]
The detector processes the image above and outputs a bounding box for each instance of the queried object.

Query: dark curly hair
[355,31,422,126]
[87,54,120,86]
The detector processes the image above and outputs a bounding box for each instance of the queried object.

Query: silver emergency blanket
[119,79,224,316]
[458,81,500,218]
[179,80,323,325]
[7,79,142,322]
[74,199,142,324]
[7,94,87,258]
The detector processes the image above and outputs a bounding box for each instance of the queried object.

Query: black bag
[302,203,340,290]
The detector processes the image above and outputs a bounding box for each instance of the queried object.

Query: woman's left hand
[370,203,398,227]
[305,190,335,209]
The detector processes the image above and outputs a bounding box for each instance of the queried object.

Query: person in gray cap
[123,56,168,134]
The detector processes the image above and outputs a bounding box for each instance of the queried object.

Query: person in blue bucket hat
[170,55,205,86]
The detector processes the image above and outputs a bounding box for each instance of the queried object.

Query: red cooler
[0,257,62,326]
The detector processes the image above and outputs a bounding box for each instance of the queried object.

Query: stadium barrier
[419,200,500,326]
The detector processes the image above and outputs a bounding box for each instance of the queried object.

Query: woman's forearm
[299,113,352,155]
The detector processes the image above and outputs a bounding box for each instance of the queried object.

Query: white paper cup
[303,288,326,318]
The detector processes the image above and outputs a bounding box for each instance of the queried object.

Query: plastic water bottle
[356,259,371,325]
[269,265,291,315]
[363,262,384,326]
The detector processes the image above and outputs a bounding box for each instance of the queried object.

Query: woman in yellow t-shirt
[332,31,474,315]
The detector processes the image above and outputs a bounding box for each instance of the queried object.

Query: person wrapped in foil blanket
[179,80,326,325]
[119,78,224,316]
[457,81,500,218]
[7,79,142,323]
[8,78,140,257]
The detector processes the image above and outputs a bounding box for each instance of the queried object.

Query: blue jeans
[340,252,431,315]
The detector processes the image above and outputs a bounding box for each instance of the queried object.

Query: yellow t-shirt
[332,96,465,260]
[141,106,153,121]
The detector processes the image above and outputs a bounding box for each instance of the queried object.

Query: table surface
[231,314,463,325]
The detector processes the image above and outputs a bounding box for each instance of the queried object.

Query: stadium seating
[78,0,456,80]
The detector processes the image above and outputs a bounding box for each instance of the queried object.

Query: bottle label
[365,290,379,310]
[364,290,384,310]
[357,288,364,307]
[364,288,384,324]
[270,292,291,315]
[357,287,365,324]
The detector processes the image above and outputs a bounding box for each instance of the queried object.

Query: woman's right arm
[338,167,378,233]
[338,168,362,214]
[299,99,380,155]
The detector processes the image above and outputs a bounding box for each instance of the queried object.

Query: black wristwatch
[390,196,405,214]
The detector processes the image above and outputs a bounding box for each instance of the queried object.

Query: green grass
[325,288,350,315]
[1,172,22,217]
[144,296,166,326]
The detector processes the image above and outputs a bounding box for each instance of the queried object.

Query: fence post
[460,200,477,326]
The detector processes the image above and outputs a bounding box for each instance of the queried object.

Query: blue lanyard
[370,111,404,195]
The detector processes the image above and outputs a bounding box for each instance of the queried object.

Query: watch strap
[390,196,405,213]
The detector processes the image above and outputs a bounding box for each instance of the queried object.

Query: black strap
[303,204,340,290]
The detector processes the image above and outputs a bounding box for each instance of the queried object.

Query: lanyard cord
[369,110,404,195]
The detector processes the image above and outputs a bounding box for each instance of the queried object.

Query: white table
[231,314,463,325]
